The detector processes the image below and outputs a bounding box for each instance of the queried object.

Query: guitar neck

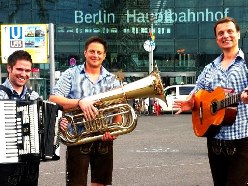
[215,93,240,111]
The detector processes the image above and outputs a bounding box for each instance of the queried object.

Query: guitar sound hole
[211,102,218,113]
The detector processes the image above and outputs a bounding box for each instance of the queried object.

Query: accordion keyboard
[0,101,19,163]
[0,99,62,163]
[0,100,40,163]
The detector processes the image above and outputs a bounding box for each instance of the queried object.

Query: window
[179,86,195,95]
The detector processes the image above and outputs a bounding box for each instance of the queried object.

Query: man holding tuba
[49,36,121,186]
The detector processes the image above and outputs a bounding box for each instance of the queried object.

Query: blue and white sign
[1,24,49,63]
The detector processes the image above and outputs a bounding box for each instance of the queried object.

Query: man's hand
[102,132,117,141]
[60,118,69,132]
[78,98,98,121]
[240,88,248,104]
[173,93,195,114]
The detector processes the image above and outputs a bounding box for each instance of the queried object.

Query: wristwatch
[143,40,155,52]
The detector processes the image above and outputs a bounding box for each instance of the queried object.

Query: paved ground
[39,114,213,186]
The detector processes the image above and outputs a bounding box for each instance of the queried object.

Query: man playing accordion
[0,50,40,186]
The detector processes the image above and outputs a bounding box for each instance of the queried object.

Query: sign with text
[75,8,230,24]
[1,24,49,63]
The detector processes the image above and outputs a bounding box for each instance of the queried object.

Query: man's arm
[49,94,98,121]
[49,95,79,110]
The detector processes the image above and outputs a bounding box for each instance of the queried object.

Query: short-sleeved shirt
[51,63,120,99]
[51,64,121,133]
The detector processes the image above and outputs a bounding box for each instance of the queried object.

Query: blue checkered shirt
[0,78,39,100]
[191,49,248,140]
[51,63,120,99]
[51,63,121,133]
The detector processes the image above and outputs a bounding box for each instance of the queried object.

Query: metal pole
[149,23,154,74]
[49,23,55,95]
[148,15,154,115]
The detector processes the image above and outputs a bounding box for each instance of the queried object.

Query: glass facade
[1,0,248,96]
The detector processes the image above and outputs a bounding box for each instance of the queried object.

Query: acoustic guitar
[192,87,240,137]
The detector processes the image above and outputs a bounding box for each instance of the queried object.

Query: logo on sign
[10,40,23,48]
[10,27,22,39]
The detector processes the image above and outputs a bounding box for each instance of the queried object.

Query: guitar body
[192,87,237,137]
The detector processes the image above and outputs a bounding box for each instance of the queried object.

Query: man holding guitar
[174,17,248,186]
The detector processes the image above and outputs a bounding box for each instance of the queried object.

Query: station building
[1,0,248,98]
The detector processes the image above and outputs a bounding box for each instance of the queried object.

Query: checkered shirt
[191,49,248,140]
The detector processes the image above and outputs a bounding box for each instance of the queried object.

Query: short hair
[214,17,240,37]
[84,36,107,52]
[7,50,32,68]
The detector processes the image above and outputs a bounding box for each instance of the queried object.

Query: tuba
[61,69,165,146]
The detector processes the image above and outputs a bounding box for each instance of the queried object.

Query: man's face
[215,21,240,50]
[84,42,106,68]
[7,59,32,88]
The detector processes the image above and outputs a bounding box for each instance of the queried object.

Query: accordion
[0,99,62,163]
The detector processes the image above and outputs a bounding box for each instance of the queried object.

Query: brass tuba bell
[60,69,165,146]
